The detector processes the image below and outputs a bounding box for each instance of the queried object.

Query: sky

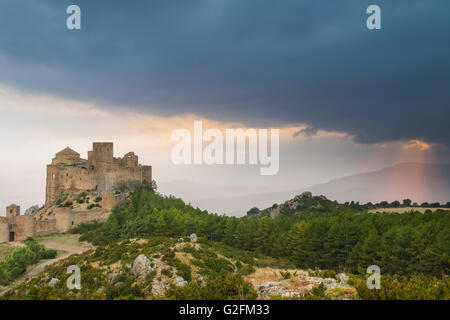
[0,0,449,214]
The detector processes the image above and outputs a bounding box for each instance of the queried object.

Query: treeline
[75,186,449,278]
[247,197,450,216]
[0,238,57,286]
[344,198,450,211]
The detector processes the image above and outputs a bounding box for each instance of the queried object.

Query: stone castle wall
[14,216,35,241]
[0,206,112,242]
[46,165,97,203]
[0,218,8,242]
[33,219,57,236]
[55,208,109,233]
[1,142,151,243]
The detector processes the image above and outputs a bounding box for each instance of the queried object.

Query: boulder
[108,272,120,284]
[338,273,348,284]
[130,254,154,281]
[96,287,106,294]
[189,233,198,243]
[175,243,185,251]
[173,276,187,287]
[48,278,60,287]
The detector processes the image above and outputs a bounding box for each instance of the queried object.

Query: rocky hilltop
[248,191,347,218]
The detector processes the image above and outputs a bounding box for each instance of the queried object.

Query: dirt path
[0,241,92,296]
[25,242,91,277]
[9,241,25,247]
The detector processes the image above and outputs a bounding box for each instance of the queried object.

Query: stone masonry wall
[14,216,35,241]
[0,219,8,243]
[33,219,57,236]
[55,208,109,233]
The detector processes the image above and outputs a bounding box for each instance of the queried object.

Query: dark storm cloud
[293,126,318,138]
[0,0,449,146]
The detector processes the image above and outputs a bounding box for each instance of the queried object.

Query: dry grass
[368,207,450,214]
[243,267,307,286]
[33,233,90,248]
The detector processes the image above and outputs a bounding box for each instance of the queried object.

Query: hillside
[2,236,360,300]
[1,186,449,300]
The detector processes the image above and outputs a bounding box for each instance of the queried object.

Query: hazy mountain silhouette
[305,162,450,204]
[160,163,450,216]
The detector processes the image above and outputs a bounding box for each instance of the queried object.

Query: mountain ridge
[161,162,450,216]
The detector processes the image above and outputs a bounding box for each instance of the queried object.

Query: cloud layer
[0,0,449,146]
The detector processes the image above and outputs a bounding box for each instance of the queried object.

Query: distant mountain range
[159,163,450,216]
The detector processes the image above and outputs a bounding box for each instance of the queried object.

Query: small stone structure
[0,142,152,242]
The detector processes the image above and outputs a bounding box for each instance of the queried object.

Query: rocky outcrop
[25,205,39,216]
[255,273,354,299]
[254,191,345,219]
[300,191,312,198]
[151,278,169,296]
[257,281,289,297]
[130,254,154,281]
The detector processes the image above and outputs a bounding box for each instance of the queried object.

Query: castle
[0,142,152,242]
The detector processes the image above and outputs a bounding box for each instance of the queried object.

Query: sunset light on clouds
[0,0,449,216]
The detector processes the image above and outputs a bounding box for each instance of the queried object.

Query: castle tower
[6,204,20,223]
[92,142,113,164]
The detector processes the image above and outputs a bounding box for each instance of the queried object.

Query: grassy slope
[2,236,355,300]
[33,233,90,248]
[0,243,14,261]
[2,237,256,300]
